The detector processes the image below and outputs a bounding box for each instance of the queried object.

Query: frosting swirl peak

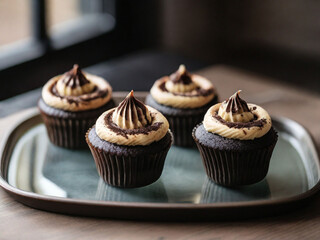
[112,91,152,129]
[150,64,216,109]
[218,91,254,123]
[42,65,112,112]
[203,90,272,140]
[165,65,198,94]
[170,64,192,84]
[56,64,95,96]
[95,91,169,146]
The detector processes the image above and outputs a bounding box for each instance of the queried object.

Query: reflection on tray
[7,123,314,204]
[43,142,99,199]
[200,177,270,203]
[9,125,67,197]
[96,178,168,202]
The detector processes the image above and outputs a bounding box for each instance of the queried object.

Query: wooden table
[1,65,320,239]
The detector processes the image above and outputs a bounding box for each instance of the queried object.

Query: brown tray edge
[0,96,320,221]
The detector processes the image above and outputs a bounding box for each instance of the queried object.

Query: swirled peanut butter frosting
[96,91,169,146]
[218,90,254,123]
[112,91,152,129]
[165,65,198,93]
[150,64,216,109]
[42,65,112,112]
[204,91,272,140]
[56,64,95,96]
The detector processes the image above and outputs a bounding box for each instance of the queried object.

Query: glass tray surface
[0,108,319,220]
[6,122,312,204]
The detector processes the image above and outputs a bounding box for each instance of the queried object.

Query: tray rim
[1,104,320,220]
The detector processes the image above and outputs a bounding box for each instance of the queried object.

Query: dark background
[1,0,320,101]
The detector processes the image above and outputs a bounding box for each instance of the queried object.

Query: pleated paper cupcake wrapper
[194,140,277,187]
[165,114,203,147]
[40,113,95,149]
[87,140,170,188]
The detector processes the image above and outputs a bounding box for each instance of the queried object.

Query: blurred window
[46,0,114,48]
[0,0,115,69]
[47,0,81,30]
[0,0,31,47]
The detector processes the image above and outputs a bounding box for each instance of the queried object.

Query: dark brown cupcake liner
[38,98,115,149]
[86,129,172,188]
[145,94,218,148]
[166,114,203,147]
[40,113,96,149]
[193,128,277,186]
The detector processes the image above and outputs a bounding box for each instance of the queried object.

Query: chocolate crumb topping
[105,110,162,138]
[225,90,250,113]
[60,64,90,89]
[169,65,193,85]
[214,113,267,129]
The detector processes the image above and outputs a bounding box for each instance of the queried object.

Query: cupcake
[193,90,278,186]
[38,64,115,149]
[86,91,172,188]
[146,65,218,147]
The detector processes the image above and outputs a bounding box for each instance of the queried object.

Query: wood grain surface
[1,65,320,240]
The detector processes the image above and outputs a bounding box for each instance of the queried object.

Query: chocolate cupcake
[193,91,278,186]
[86,91,172,188]
[146,65,218,147]
[38,64,115,149]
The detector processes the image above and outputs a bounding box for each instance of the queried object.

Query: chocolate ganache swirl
[170,64,192,84]
[42,64,112,112]
[165,65,198,93]
[96,91,169,146]
[150,64,216,109]
[56,64,95,96]
[204,91,272,140]
[112,91,152,129]
[218,90,254,123]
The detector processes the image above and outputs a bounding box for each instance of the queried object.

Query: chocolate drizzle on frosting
[169,64,192,85]
[60,64,90,89]
[150,64,216,109]
[54,64,96,97]
[218,90,254,123]
[225,90,250,113]
[112,91,152,129]
[214,114,266,129]
[95,90,169,145]
[106,110,162,139]
[203,91,272,140]
[159,81,213,97]
[164,64,200,94]
[51,84,107,105]
[42,65,112,112]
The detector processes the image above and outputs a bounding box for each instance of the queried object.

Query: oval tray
[0,93,320,221]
